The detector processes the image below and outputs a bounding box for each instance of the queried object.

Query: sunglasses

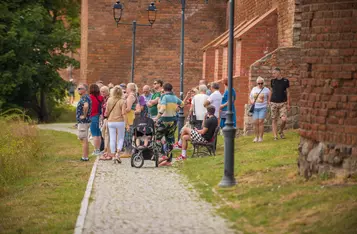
[258,83,264,85]
[77,87,84,90]
[153,82,157,85]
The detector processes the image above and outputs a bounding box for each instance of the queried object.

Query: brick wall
[80,0,226,96]
[244,47,301,135]
[234,0,300,47]
[298,0,357,178]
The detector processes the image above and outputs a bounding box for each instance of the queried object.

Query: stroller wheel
[131,153,144,168]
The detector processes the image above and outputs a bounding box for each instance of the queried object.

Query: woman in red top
[89,84,104,155]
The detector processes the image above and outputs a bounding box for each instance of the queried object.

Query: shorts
[78,123,90,140]
[270,102,287,120]
[68,91,75,97]
[190,129,208,144]
[253,107,267,120]
[90,115,102,137]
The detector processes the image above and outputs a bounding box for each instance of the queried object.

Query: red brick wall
[80,0,226,95]
[234,0,299,47]
[298,0,357,178]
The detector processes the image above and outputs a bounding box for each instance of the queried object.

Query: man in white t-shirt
[190,84,209,129]
[204,82,222,118]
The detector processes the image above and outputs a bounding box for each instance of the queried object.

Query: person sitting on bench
[177,105,218,161]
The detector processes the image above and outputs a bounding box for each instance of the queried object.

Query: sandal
[113,153,122,164]
[279,132,286,139]
[99,153,113,160]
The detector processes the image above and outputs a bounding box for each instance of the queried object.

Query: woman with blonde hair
[122,83,138,157]
[103,85,127,162]
[249,76,271,142]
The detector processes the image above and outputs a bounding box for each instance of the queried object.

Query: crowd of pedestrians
[74,67,290,165]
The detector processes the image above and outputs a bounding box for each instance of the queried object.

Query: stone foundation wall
[298,137,357,179]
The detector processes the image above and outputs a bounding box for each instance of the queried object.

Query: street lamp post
[175,0,208,139]
[219,0,237,187]
[113,1,157,83]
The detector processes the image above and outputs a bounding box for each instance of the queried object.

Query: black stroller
[131,116,159,168]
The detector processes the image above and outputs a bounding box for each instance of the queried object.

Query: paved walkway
[38,124,235,234]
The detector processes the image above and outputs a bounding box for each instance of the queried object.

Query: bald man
[141,85,152,117]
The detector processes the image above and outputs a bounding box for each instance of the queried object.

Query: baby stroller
[131,116,159,168]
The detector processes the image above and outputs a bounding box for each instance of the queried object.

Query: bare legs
[82,139,89,159]
[254,119,265,142]
[93,136,101,151]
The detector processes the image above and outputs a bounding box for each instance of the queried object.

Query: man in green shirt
[147,79,163,118]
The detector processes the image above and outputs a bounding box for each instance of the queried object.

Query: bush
[48,103,76,123]
[0,116,43,192]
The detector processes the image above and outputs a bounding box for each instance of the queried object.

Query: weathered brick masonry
[80,0,227,94]
[298,0,357,178]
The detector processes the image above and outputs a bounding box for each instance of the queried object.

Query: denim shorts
[253,107,267,120]
[90,115,101,137]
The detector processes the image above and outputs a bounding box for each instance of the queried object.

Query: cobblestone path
[38,124,235,234]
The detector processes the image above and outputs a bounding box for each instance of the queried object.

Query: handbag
[249,87,264,114]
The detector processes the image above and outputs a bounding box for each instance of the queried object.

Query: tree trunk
[39,88,49,123]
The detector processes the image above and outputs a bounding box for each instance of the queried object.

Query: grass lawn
[0,130,94,234]
[176,131,357,234]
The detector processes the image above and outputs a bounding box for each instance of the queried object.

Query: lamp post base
[219,121,237,188]
[177,108,185,141]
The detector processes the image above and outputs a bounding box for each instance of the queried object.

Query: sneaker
[173,142,182,150]
[258,137,263,142]
[279,132,286,139]
[159,155,169,163]
[92,150,101,156]
[80,157,89,161]
[158,161,172,167]
[274,136,278,141]
[176,155,187,161]
[253,137,258,143]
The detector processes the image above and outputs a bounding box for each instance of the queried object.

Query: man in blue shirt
[76,84,92,161]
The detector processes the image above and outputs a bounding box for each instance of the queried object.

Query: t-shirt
[76,94,92,123]
[249,87,271,109]
[192,94,209,121]
[207,90,222,118]
[159,92,184,122]
[149,91,161,117]
[270,78,289,103]
[202,115,218,141]
[90,94,104,117]
[106,97,125,122]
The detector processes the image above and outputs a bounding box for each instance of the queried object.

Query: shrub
[48,103,76,123]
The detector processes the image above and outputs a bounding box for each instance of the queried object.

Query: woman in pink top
[89,84,104,155]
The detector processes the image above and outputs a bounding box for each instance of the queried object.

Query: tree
[0,0,80,122]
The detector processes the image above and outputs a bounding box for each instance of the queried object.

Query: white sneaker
[253,137,258,143]
[258,137,263,142]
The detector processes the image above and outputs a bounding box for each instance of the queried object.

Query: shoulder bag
[249,87,265,114]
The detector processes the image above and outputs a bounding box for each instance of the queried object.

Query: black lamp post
[113,1,157,83]
[219,0,237,187]
[174,0,208,139]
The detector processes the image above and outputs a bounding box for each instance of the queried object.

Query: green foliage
[0,115,42,190]
[0,0,80,122]
[48,103,76,123]
[0,129,94,233]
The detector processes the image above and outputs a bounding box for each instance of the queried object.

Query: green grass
[48,104,76,123]
[0,130,94,234]
[176,131,357,234]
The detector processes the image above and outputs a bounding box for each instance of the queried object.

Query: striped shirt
[159,92,183,122]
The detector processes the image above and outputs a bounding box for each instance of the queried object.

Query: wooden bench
[191,126,220,157]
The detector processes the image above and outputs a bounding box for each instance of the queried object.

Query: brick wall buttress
[298,0,357,179]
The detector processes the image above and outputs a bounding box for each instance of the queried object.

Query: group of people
[74,67,290,166]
